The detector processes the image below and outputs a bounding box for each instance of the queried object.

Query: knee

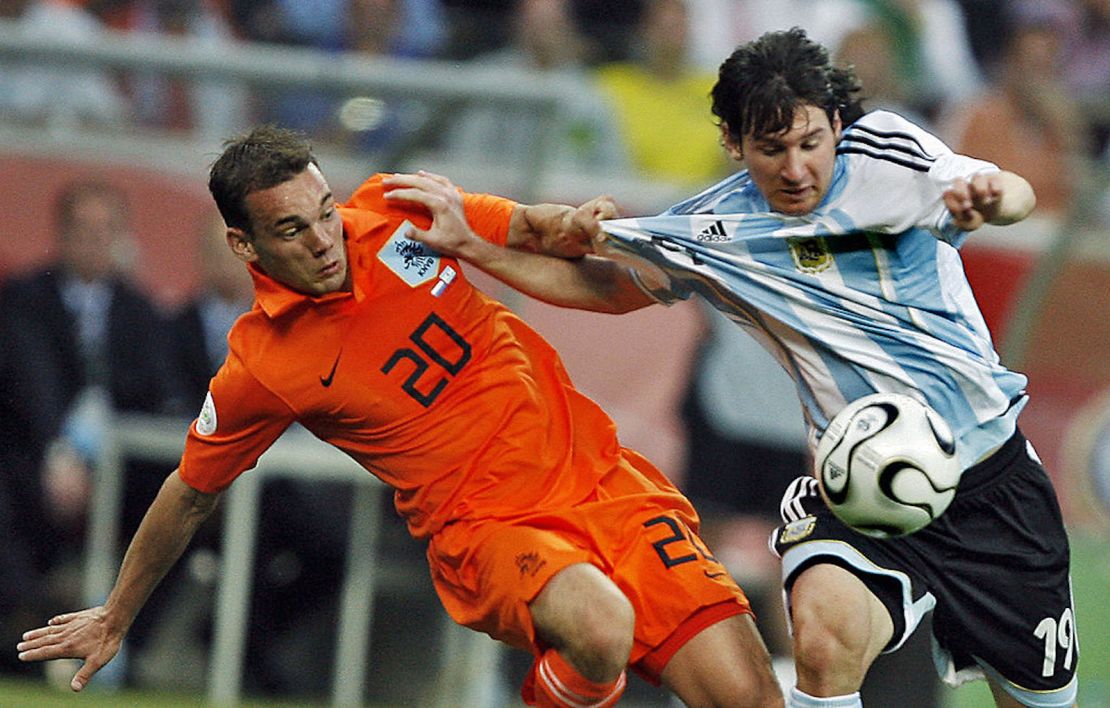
[791,611,862,677]
[569,588,635,680]
[532,564,635,682]
[704,668,785,708]
[787,565,890,688]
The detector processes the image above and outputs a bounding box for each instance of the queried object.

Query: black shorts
[772,430,1078,706]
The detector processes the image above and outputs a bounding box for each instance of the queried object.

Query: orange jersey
[179,175,683,539]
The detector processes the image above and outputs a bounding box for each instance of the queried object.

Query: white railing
[88,412,501,706]
[0,18,693,211]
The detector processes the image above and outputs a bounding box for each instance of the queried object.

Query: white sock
[788,686,863,707]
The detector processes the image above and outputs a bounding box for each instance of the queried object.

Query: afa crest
[378,220,440,287]
[778,516,816,545]
[788,237,832,274]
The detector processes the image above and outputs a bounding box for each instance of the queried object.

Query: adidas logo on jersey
[695,219,730,242]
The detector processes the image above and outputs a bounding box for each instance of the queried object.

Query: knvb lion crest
[515,551,547,579]
[378,220,440,287]
[788,237,832,274]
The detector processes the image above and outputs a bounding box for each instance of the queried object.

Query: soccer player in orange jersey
[17,126,783,707]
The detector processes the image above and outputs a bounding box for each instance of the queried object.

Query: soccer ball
[816,392,960,538]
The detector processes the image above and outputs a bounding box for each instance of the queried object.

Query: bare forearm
[508,203,573,251]
[507,197,619,258]
[378,172,641,310]
[456,236,652,314]
[102,470,218,634]
[16,469,219,691]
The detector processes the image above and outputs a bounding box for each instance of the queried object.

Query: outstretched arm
[17,469,219,691]
[942,170,1036,231]
[383,171,655,314]
[506,195,620,258]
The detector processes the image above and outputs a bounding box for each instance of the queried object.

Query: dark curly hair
[208,125,319,235]
[712,28,864,145]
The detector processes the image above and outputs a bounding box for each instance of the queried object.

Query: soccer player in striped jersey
[401,27,1079,708]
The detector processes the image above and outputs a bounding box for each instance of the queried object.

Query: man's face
[737,104,841,216]
[230,164,350,296]
[60,191,128,282]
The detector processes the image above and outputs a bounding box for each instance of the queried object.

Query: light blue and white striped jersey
[600,110,1027,468]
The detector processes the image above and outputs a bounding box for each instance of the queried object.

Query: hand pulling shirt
[599,110,1027,468]
[179,175,662,539]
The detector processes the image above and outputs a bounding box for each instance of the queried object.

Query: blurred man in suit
[0,178,179,624]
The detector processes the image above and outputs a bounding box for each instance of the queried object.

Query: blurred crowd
[0,0,1106,185]
[0,0,1108,702]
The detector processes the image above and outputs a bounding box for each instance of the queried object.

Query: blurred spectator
[592,0,731,186]
[169,210,254,408]
[728,0,874,54]
[833,20,931,126]
[938,7,1086,221]
[0,0,131,128]
[340,0,445,156]
[858,0,982,120]
[951,0,1011,69]
[247,0,446,157]
[1070,0,1110,160]
[677,305,807,670]
[391,0,449,59]
[116,0,250,138]
[225,0,287,43]
[681,0,747,72]
[698,0,981,123]
[442,0,628,173]
[0,179,180,610]
[239,0,447,54]
[1046,0,1110,159]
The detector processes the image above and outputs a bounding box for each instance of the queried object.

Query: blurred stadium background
[0,0,1107,706]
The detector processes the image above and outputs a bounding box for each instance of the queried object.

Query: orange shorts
[427,450,753,682]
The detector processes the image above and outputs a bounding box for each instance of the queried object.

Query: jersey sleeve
[462,192,515,246]
[838,111,999,245]
[925,153,1000,247]
[178,354,295,493]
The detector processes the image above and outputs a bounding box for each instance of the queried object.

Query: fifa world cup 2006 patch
[779,516,817,545]
[379,220,440,287]
[788,237,832,274]
[196,391,218,436]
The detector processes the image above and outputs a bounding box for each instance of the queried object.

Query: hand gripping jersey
[600,110,1028,469]
[180,175,680,539]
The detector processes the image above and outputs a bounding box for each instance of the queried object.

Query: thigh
[927,452,1077,704]
[427,496,745,658]
[528,562,633,650]
[790,562,894,664]
[604,502,753,673]
[427,516,593,652]
[773,505,935,655]
[659,613,781,707]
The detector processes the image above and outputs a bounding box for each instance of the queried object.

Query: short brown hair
[208,125,318,234]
